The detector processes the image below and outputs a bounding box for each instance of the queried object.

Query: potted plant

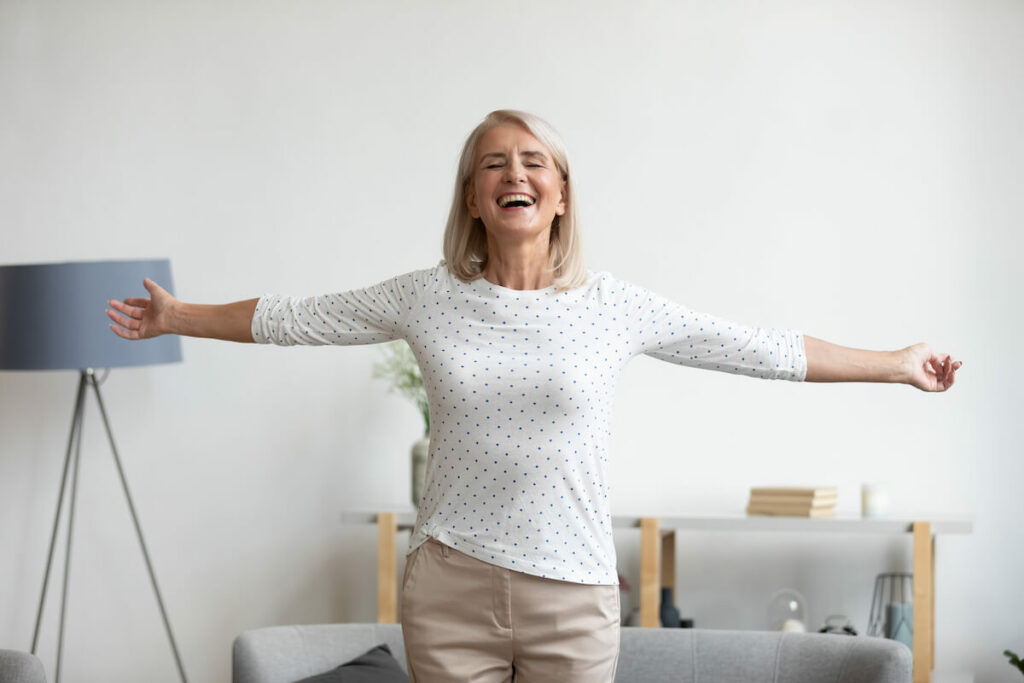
[1006,649,1024,677]
[372,341,429,506]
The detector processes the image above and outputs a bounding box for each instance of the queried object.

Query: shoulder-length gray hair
[442,110,586,292]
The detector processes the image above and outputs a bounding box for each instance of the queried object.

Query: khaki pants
[401,538,621,683]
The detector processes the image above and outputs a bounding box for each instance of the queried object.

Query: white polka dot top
[252,261,806,585]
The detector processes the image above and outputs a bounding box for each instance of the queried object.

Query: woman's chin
[485,224,551,244]
[483,215,552,237]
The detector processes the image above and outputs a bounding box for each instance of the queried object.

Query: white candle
[861,483,890,518]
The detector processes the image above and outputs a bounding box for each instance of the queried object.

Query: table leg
[640,518,660,627]
[377,513,397,623]
[931,534,936,671]
[912,521,933,683]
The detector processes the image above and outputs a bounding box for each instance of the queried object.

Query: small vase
[660,587,681,628]
[411,435,429,506]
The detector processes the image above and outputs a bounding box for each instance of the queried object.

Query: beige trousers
[401,538,621,683]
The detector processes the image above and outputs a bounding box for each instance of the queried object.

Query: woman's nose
[502,160,526,183]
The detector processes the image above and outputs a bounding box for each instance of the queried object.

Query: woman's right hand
[107,278,177,340]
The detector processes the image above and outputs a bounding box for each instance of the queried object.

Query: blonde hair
[442,110,586,292]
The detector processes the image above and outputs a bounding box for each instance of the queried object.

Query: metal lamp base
[30,369,188,683]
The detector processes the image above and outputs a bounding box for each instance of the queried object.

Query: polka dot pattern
[252,262,806,585]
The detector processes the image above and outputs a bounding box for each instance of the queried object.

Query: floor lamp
[0,259,188,683]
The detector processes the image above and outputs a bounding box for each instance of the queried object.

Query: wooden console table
[341,511,971,683]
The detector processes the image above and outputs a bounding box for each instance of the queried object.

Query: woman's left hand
[902,343,962,392]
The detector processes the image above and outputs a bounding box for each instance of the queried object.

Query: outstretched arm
[107,278,258,343]
[804,336,962,392]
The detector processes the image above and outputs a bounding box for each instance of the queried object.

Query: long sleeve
[251,266,439,346]
[614,278,806,381]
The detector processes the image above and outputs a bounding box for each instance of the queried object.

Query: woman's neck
[482,238,553,290]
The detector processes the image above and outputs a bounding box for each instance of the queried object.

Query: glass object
[767,588,808,632]
[868,573,913,649]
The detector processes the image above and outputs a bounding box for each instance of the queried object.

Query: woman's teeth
[498,194,536,208]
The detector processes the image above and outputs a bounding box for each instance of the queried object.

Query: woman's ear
[555,179,567,217]
[465,182,480,219]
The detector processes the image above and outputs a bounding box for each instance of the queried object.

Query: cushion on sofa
[292,643,408,683]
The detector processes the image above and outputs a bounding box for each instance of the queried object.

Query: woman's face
[466,124,566,243]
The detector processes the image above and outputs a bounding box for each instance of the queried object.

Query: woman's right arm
[107,278,258,343]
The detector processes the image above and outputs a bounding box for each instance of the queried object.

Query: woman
[108,110,961,682]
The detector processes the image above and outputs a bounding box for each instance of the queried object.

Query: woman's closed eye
[481,160,546,169]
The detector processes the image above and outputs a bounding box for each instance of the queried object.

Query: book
[746,501,836,513]
[746,486,839,517]
[748,494,837,508]
[746,505,836,518]
[750,486,838,499]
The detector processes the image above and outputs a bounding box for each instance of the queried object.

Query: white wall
[1,1,1021,681]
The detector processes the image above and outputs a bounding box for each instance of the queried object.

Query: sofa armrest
[0,649,47,683]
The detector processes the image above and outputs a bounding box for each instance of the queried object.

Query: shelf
[612,514,972,534]
[340,510,973,535]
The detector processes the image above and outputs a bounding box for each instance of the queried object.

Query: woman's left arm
[804,336,962,392]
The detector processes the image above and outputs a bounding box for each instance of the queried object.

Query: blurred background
[1,0,1020,680]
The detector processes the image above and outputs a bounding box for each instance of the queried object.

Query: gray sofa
[0,649,46,683]
[232,623,912,683]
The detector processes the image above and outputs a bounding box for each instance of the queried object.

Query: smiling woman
[106,109,961,683]
[463,125,567,288]
[443,110,586,292]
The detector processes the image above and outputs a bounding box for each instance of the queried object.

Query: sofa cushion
[292,644,408,683]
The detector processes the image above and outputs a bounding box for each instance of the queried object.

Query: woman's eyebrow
[479,151,549,162]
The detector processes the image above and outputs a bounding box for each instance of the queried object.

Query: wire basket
[867,572,913,649]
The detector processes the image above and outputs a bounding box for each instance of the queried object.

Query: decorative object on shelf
[1004,649,1024,676]
[868,572,913,649]
[746,486,837,518]
[372,341,430,506]
[659,587,682,628]
[818,615,858,636]
[861,482,890,518]
[409,435,428,506]
[767,588,808,632]
[0,259,188,683]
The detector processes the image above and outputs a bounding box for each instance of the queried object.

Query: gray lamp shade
[0,259,182,370]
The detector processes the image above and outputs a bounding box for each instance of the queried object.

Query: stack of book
[746,486,838,518]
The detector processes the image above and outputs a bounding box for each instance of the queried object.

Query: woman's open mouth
[497,193,536,209]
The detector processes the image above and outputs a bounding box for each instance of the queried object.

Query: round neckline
[476,276,558,295]
[438,262,588,296]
